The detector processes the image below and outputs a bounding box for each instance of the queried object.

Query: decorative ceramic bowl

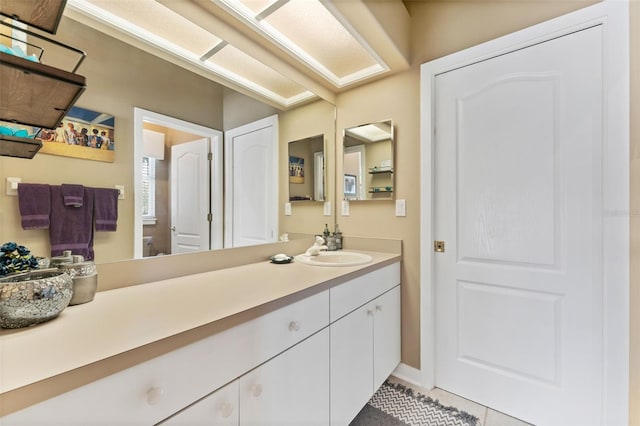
[0,269,73,329]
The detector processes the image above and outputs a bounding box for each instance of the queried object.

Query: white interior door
[224,115,278,248]
[170,138,209,254]
[434,27,604,426]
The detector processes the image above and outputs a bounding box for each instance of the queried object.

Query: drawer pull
[146,386,163,405]
[288,321,301,332]
[219,402,235,418]
[250,383,263,398]
[375,305,383,312]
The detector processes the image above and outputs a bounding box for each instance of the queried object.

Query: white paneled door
[224,115,278,248]
[434,27,603,425]
[170,138,210,254]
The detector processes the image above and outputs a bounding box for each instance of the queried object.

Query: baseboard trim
[392,363,427,389]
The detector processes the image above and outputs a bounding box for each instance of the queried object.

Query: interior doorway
[133,108,223,258]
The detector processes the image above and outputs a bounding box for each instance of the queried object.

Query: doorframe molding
[419,2,630,424]
[133,108,224,258]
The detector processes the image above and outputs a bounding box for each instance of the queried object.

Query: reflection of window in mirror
[142,156,157,225]
[288,134,325,202]
[344,145,365,200]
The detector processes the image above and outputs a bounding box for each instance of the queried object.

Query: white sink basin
[295,251,373,267]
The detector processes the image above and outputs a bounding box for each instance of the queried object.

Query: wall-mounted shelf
[0,18,86,159]
[368,187,393,193]
[0,0,67,35]
[369,168,393,175]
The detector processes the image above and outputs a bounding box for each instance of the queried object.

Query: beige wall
[0,17,225,263]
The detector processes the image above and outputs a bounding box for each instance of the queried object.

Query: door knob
[170,226,176,232]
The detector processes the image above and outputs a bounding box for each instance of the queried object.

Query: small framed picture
[289,156,304,184]
[344,174,357,197]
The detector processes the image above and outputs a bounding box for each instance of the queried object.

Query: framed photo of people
[37,106,115,162]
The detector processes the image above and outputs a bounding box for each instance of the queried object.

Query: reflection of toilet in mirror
[142,236,153,257]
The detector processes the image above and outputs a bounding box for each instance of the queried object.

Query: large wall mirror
[288,134,325,202]
[343,120,394,201]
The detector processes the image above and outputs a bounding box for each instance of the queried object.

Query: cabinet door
[161,380,239,425]
[239,328,330,426]
[330,304,374,426]
[373,285,401,390]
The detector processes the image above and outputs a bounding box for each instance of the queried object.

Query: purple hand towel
[61,184,84,207]
[17,183,51,229]
[94,188,119,231]
[49,186,95,260]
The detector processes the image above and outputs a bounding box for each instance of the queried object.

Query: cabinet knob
[367,309,374,316]
[288,320,301,332]
[146,386,163,405]
[219,402,234,418]
[375,305,383,312]
[250,383,263,398]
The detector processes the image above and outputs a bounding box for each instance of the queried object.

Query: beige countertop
[0,247,400,415]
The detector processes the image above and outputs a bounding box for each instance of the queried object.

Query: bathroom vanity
[0,243,400,425]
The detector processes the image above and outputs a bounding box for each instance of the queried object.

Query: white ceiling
[64,0,411,109]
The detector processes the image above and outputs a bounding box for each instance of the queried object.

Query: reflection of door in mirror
[135,108,223,259]
[343,120,394,201]
[170,138,210,255]
[343,145,365,200]
[225,115,279,248]
[288,134,325,202]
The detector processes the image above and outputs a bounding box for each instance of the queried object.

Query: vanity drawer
[330,262,400,322]
[3,289,329,425]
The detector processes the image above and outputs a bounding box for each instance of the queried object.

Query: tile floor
[388,376,534,426]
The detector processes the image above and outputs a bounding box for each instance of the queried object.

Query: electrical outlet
[323,201,331,216]
[341,200,350,216]
[284,202,292,216]
[395,199,406,217]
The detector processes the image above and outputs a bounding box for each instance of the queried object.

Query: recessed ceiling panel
[86,0,221,57]
[262,1,380,80]
[206,44,308,100]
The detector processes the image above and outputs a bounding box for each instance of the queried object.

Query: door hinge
[207,213,212,222]
[208,152,212,161]
[434,240,445,253]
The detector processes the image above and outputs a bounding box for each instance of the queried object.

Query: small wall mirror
[288,134,325,202]
[343,120,394,201]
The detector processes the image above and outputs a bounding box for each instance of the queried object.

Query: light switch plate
[341,200,350,216]
[115,185,125,200]
[6,177,21,196]
[284,202,292,216]
[323,201,331,216]
[395,199,406,217]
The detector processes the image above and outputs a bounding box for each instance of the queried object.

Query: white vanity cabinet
[329,263,401,426]
[162,381,240,426]
[2,260,400,426]
[3,290,330,425]
[162,329,330,426]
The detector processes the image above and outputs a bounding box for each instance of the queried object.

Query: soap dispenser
[323,223,330,239]
[334,224,342,250]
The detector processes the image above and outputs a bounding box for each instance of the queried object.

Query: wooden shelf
[0,0,67,34]
[0,134,42,159]
[0,51,86,130]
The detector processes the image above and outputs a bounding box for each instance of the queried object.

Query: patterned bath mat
[350,380,479,426]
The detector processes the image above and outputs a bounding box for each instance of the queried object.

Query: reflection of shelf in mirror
[0,134,43,159]
[369,187,393,193]
[369,168,393,174]
[289,196,312,201]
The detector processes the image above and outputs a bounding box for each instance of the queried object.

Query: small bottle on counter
[323,223,330,239]
[334,224,342,250]
[326,235,337,251]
